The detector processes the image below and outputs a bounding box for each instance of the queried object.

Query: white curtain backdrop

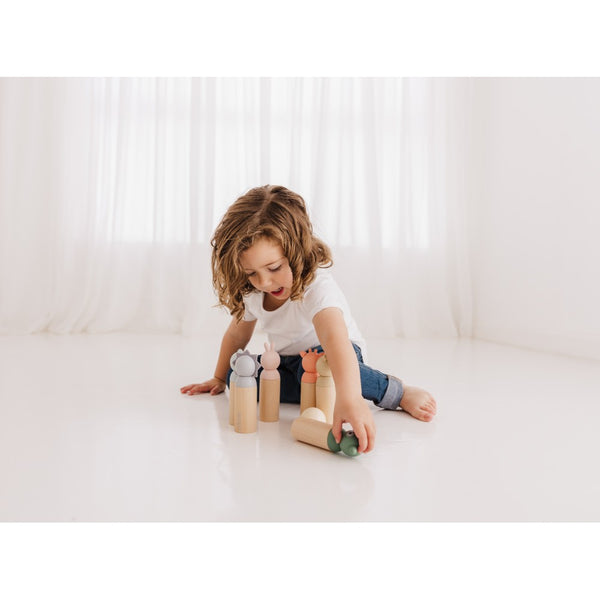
[0,77,472,338]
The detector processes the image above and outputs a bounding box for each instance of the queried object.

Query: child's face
[240,238,294,305]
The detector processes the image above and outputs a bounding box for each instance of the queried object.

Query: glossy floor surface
[1,333,599,522]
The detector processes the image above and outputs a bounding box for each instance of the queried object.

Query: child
[181,185,436,453]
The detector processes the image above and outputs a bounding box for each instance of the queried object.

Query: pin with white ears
[259,342,280,422]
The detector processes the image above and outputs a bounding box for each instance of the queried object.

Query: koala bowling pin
[233,351,260,434]
[300,348,324,413]
[316,354,335,424]
[228,349,244,426]
[259,342,280,422]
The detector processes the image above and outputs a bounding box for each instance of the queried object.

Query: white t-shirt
[242,270,366,356]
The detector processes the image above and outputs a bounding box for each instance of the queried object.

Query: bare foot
[399,386,437,422]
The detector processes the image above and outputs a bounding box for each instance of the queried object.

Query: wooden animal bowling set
[229,344,359,457]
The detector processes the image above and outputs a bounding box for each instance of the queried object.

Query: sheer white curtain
[0,77,472,338]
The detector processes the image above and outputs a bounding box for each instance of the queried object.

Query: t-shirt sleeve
[302,273,350,323]
[242,293,259,322]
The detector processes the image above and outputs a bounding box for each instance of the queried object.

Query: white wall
[469,78,600,360]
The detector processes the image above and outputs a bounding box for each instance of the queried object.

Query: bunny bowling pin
[259,342,280,422]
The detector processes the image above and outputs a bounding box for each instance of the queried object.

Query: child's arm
[312,308,376,453]
[180,317,257,396]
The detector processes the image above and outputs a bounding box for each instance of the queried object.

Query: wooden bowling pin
[228,349,244,426]
[316,354,335,424]
[233,351,260,434]
[259,342,280,422]
[300,348,323,413]
[291,416,359,456]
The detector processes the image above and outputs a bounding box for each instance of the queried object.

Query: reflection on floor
[1,333,599,521]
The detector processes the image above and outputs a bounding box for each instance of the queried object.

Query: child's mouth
[271,287,284,297]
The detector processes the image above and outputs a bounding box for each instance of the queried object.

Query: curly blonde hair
[211,185,333,321]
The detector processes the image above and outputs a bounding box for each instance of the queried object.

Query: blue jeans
[227,344,404,410]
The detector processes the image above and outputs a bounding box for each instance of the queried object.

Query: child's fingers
[354,422,376,453]
[363,423,376,453]
[331,419,344,444]
[183,384,209,395]
[353,424,368,453]
[182,379,227,395]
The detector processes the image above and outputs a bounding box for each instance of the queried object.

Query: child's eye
[269,266,282,272]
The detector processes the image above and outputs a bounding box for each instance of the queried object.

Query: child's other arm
[180,317,257,396]
[313,308,376,453]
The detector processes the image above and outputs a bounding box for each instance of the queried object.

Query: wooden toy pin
[233,351,260,434]
[315,354,335,423]
[300,348,324,413]
[259,342,280,422]
[228,348,244,426]
[291,415,359,457]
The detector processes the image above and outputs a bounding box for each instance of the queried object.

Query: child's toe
[420,403,436,420]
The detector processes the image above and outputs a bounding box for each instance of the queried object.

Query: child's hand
[180,378,226,396]
[331,395,376,454]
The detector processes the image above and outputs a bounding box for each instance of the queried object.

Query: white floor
[1,333,599,522]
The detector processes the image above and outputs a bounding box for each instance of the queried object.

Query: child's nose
[257,272,272,289]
